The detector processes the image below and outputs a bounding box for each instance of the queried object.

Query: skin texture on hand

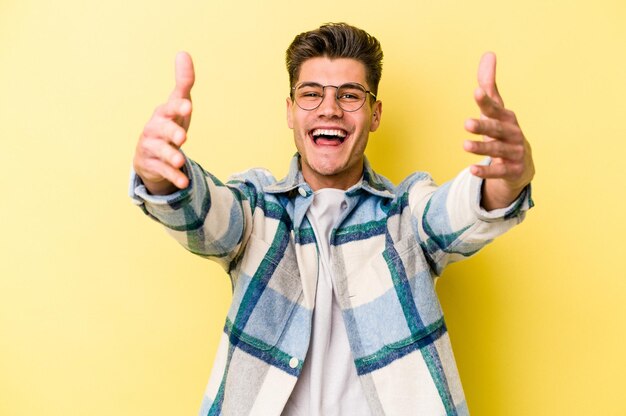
[463,52,535,210]
[133,52,195,195]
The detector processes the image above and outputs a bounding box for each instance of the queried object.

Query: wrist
[481,179,525,211]
[143,178,179,196]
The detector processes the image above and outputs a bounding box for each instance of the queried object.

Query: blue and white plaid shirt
[130,155,532,415]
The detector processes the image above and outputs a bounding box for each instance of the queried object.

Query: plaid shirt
[130,155,532,416]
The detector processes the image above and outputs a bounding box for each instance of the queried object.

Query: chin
[307,158,346,176]
[310,166,342,178]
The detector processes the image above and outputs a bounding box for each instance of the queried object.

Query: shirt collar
[263,153,395,199]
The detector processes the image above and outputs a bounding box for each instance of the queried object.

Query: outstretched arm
[463,52,535,210]
[130,52,255,269]
[133,52,195,195]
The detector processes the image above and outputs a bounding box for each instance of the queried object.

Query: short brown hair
[286,23,383,96]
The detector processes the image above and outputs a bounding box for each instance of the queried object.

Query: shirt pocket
[227,233,303,351]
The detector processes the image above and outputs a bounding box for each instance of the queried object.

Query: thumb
[477,51,503,106]
[170,51,195,100]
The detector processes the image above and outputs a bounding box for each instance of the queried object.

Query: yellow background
[1,0,625,414]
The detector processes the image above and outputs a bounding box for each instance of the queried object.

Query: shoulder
[395,171,436,196]
[227,167,278,188]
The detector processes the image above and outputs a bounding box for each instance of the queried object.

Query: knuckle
[512,143,525,160]
[159,144,172,160]
[172,125,184,143]
[510,164,523,177]
[154,104,166,117]
[495,121,504,137]
[142,117,153,132]
[143,116,164,137]
[495,141,506,157]
[138,136,151,153]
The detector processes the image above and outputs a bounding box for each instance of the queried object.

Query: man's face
[287,57,382,190]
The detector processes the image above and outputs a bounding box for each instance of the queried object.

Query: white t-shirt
[282,189,372,416]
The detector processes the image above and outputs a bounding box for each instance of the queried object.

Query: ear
[369,100,382,132]
[286,97,294,129]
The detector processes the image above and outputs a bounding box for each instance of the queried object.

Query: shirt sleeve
[408,164,533,276]
[128,157,252,271]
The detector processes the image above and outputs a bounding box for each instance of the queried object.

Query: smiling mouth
[310,128,348,145]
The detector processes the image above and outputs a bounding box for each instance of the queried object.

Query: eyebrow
[295,81,323,88]
[296,81,366,89]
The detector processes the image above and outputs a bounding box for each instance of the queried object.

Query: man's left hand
[463,52,535,210]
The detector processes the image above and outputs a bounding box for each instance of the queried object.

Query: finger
[156,140,186,169]
[474,87,515,121]
[469,163,508,179]
[138,136,186,167]
[144,158,190,189]
[155,98,192,121]
[170,51,195,100]
[477,52,504,106]
[143,118,188,147]
[464,139,524,160]
[464,118,522,142]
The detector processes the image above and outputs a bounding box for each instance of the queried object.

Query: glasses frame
[290,82,377,112]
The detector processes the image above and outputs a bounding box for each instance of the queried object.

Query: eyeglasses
[291,82,377,112]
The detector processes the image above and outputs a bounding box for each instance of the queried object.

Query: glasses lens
[293,83,368,111]
[337,84,367,111]
[295,83,324,110]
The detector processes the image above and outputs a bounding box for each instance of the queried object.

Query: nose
[317,86,343,117]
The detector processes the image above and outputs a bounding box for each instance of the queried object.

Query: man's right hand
[133,52,195,195]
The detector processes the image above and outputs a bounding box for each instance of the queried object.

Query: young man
[131,23,534,416]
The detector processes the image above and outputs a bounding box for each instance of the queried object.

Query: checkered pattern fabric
[130,155,532,416]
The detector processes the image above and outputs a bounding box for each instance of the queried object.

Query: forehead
[297,57,368,87]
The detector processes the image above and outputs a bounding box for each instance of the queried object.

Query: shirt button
[298,187,307,197]
[340,201,347,210]
[289,357,299,369]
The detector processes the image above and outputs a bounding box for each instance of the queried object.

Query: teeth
[312,129,346,138]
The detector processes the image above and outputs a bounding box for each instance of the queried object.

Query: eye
[296,86,324,101]
[339,92,360,100]
[338,88,364,102]
[301,91,322,98]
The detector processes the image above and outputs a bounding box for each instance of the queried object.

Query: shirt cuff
[128,159,193,207]
[469,159,534,222]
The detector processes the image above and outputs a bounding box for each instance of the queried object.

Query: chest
[229,193,442,349]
